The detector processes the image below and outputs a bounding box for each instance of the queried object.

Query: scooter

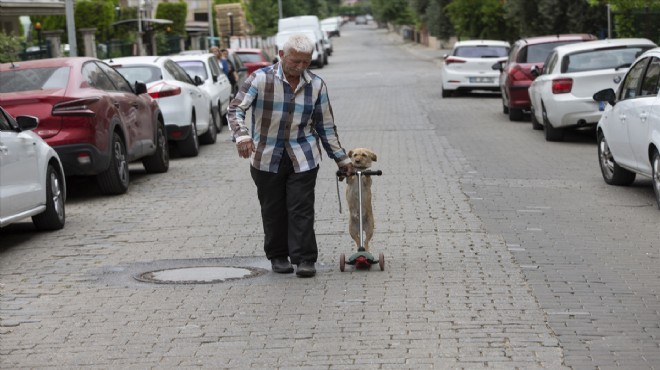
[336,169,384,271]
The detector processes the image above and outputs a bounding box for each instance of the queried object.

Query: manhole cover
[135,266,264,284]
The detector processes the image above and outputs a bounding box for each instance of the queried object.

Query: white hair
[282,34,314,55]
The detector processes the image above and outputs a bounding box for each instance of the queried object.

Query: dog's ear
[348,150,354,158]
[369,151,377,162]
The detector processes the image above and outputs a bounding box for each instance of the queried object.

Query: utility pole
[65,0,77,56]
[278,0,282,19]
[208,0,214,47]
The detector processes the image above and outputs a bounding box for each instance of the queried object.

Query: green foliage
[246,0,279,36]
[0,33,22,63]
[371,0,415,25]
[446,0,514,40]
[155,1,187,36]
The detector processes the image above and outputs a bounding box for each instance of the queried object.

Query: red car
[233,48,275,75]
[0,57,169,195]
[493,34,597,121]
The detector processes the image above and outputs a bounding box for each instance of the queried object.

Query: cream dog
[345,148,377,251]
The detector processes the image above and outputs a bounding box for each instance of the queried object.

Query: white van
[278,16,329,64]
[275,29,325,68]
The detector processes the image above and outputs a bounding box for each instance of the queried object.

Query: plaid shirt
[228,63,350,173]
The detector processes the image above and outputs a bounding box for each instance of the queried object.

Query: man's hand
[337,163,354,181]
[236,139,255,158]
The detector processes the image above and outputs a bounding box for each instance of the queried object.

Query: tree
[371,0,415,25]
[155,2,187,36]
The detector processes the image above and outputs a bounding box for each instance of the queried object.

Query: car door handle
[640,112,648,122]
[619,114,626,122]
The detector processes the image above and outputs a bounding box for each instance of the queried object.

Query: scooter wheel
[340,253,346,272]
[378,253,385,271]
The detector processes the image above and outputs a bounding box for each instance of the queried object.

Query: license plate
[598,101,606,111]
[469,77,493,83]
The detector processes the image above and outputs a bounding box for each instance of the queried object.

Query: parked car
[593,48,660,208]
[493,34,597,121]
[529,38,656,141]
[107,56,215,157]
[441,40,510,97]
[0,107,66,230]
[225,49,249,97]
[321,17,341,37]
[170,53,232,132]
[0,57,169,195]
[233,48,274,75]
[355,16,368,25]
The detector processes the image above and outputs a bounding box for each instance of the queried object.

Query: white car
[107,56,215,157]
[170,53,232,133]
[594,47,660,208]
[441,40,510,97]
[529,38,656,141]
[0,107,66,230]
[275,29,325,68]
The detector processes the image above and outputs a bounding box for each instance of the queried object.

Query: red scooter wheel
[378,253,385,271]
[340,253,346,272]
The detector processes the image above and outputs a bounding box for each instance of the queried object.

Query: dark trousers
[250,152,319,264]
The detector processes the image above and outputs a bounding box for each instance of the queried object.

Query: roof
[550,38,657,55]
[453,40,510,47]
[516,34,597,45]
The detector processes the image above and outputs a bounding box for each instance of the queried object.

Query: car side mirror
[593,88,616,107]
[491,61,503,71]
[212,74,218,83]
[16,115,39,131]
[530,65,541,78]
[134,81,147,95]
[194,75,203,86]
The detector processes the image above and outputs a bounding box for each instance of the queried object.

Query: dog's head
[348,148,377,169]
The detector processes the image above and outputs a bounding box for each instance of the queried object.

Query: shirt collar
[275,62,312,86]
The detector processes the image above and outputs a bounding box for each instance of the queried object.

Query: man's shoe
[271,257,294,274]
[296,261,316,277]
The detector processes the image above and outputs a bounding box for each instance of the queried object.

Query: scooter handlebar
[336,169,383,177]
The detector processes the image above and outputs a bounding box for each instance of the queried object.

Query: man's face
[279,49,312,77]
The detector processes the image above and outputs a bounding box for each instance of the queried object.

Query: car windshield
[454,46,508,58]
[562,46,652,73]
[0,67,69,93]
[113,65,161,84]
[236,53,263,63]
[175,61,208,80]
[525,41,583,63]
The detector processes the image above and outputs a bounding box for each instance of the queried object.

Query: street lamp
[227,12,234,49]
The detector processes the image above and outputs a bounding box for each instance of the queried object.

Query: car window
[96,61,133,93]
[453,46,509,58]
[207,57,221,78]
[175,60,208,80]
[523,41,584,63]
[82,62,116,91]
[164,60,194,84]
[0,108,14,131]
[114,65,161,84]
[236,53,264,63]
[619,57,650,100]
[0,67,69,93]
[544,52,558,75]
[562,46,653,73]
[640,57,660,97]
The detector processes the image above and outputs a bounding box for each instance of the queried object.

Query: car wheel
[32,163,65,230]
[214,105,223,132]
[199,107,218,145]
[598,131,635,186]
[142,121,169,173]
[542,105,563,142]
[652,150,660,209]
[317,56,324,68]
[531,106,543,130]
[97,132,130,195]
[178,114,200,157]
[508,107,523,121]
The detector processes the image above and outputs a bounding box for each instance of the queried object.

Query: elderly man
[227,34,352,277]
